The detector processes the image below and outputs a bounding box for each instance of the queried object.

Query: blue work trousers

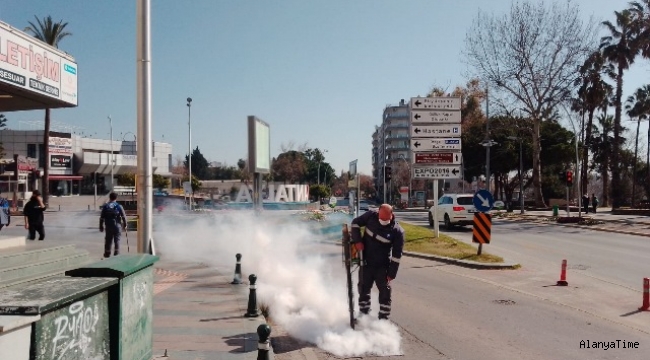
[104,226,121,258]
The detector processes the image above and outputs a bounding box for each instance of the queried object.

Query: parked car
[428,194,476,229]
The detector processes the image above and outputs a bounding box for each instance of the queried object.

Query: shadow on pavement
[224,332,257,353]
[271,335,315,354]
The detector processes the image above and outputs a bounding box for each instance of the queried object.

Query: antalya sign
[235,183,310,203]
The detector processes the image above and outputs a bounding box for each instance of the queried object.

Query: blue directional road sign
[473,189,494,213]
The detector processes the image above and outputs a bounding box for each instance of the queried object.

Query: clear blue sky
[1,0,646,175]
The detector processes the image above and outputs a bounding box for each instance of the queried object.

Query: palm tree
[624,85,650,206]
[629,0,650,201]
[574,51,614,196]
[591,114,615,206]
[24,16,72,206]
[600,9,639,209]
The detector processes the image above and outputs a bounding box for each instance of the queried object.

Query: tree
[465,0,596,207]
[24,16,72,206]
[184,146,209,179]
[153,174,170,190]
[309,184,330,202]
[600,9,639,208]
[574,51,614,195]
[117,173,135,186]
[182,175,201,193]
[237,158,250,182]
[590,114,616,206]
[358,174,376,198]
[303,148,331,184]
[624,85,650,205]
[272,151,306,183]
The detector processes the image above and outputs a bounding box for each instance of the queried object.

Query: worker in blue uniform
[350,203,405,320]
[99,192,127,258]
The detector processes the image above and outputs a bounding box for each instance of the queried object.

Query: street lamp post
[186,97,192,211]
[508,136,525,214]
[559,102,582,217]
[317,149,328,185]
[108,115,114,191]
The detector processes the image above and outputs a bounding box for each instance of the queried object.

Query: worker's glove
[354,242,364,251]
[99,226,104,233]
[387,276,393,283]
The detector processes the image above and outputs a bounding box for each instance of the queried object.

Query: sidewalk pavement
[0,206,273,360]
[150,258,272,360]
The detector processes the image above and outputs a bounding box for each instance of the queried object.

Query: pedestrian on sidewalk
[0,192,10,231]
[582,194,589,214]
[99,192,127,258]
[23,190,46,240]
[350,204,405,321]
[591,193,599,213]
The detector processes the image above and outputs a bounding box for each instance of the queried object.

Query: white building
[0,130,172,196]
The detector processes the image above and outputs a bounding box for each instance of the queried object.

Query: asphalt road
[396,211,649,289]
[7,210,649,359]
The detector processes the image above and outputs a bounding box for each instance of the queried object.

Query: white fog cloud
[154,211,402,357]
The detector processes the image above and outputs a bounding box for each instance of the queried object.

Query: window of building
[27,144,37,158]
[38,144,45,168]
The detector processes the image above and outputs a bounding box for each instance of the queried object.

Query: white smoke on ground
[154,211,402,357]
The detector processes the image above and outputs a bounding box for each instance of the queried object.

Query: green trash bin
[553,205,559,217]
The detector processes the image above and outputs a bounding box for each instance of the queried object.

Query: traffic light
[566,171,573,186]
[385,166,392,182]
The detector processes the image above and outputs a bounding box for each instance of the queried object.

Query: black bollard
[231,253,242,285]
[256,324,271,360]
[245,274,259,317]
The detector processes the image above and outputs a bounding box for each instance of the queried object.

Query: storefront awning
[49,175,83,180]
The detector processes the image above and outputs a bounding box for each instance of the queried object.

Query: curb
[403,251,520,270]
[324,238,520,270]
[501,217,650,238]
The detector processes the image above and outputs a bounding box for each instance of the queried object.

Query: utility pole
[108,115,114,191]
[481,86,497,192]
[136,0,154,254]
[187,97,192,211]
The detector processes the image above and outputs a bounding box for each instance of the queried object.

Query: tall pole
[136,0,153,254]
[187,97,192,211]
[317,160,321,185]
[382,164,386,204]
[519,141,524,214]
[109,115,114,191]
[576,133,581,217]
[485,86,491,192]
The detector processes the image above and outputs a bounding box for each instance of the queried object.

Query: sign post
[410,96,462,237]
[472,189,495,255]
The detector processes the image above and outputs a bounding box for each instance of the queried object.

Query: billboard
[0,22,78,106]
[50,154,71,168]
[247,116,270,174]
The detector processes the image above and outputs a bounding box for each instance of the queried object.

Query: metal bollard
[245,274,259,317]
[256,324,271,360]
[88,204,90,211]
[231,253,242,284]
[58,204,61,211]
